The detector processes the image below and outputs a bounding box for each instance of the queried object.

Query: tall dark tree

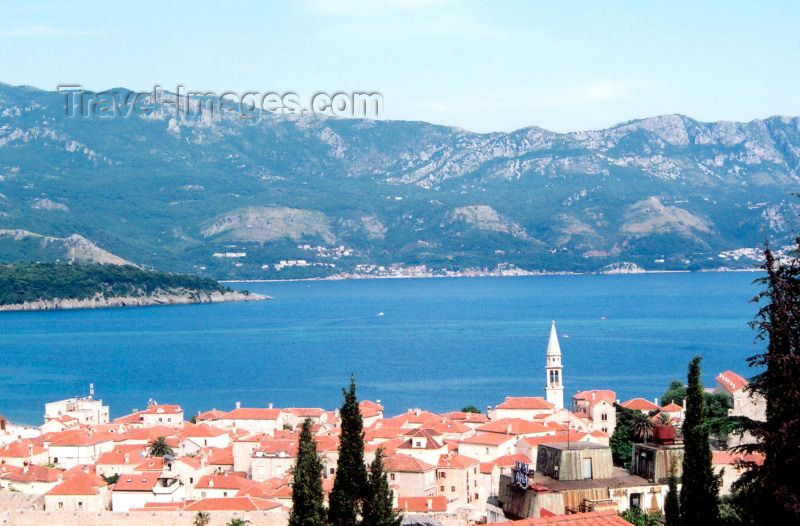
[328,374,369,526]
[362,448,402,526]
[289,418,326,526]
[732,241,800,524]
[680,356,720,524]
[664,460,681,526]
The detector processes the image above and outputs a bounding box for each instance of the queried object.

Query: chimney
[426,499,432,510]
[654,398,659,407]
[268,402,273,409]
[22,463,29,473]
[82,465,89,474]
[28,444,33,457]
[592,392,596,401]
[209,478,214,488]
[376,399,381,405]
[235,401,241,409]
[506,424,512,435]
[616,399,620,405]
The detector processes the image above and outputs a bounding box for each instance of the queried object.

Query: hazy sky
[2,1,799,133]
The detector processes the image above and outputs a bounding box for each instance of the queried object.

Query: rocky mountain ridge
[0,84,798,278]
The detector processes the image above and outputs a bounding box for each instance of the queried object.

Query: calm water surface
[0,272,765,426]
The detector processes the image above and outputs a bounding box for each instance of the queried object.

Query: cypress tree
[664,460,680,526]
[738,242,800,524]
[289,418,326,526]
[328,374,369,526]
[362,448,402,526]
[680,356,720,525]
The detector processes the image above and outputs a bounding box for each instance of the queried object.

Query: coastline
[221,266,763,283]
[0,290,271,312]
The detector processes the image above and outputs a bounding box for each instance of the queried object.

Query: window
[475,493,479,500]
[440,486,445,492]
[189,477,194,484]
[77,502,83,511]
[390,474,395,481]
[630,493,642,509]
[485,447,489,455]
[57,502,64,510]
[451,486,456,492]
[201,492,207,498]
[440,472,446,479]
[601,413,607,421]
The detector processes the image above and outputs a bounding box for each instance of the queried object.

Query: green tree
[328,374,369,526]
[680,356,720,525]
[631,412,655,443]
[101,473,119,485]
[461,405,481,414]
[661,380,687,405]
[148,436,174,457]
[729,241,800,524]
[610,403,636,467]
[289,418,326,526]
[664,460,680,526]
[226,519,247,526]
[362,448,402,526]
[193,511,210,526]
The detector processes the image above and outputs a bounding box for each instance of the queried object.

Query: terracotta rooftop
[114,473,160,491]
[620,398,660,412]
[660,403,683,412]
[0,465,63,483]
[45,473,106,496]
[196,409,227,421]
[437,453,480,469]
[478,418,555,436]
[572,390,616,406]
[397,495,447,513]
[492,453,532,467]
[383,453,435,473]
[712,451,765,466]
[225,408,282,420]
[492,509,633,526]
[0,441,47,458]
[521,432,589,446]
[717,371,748,393]
[496,397,556,410]
[182,496,282,511]
[48,430,115,446]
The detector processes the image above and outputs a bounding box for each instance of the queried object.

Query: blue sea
[0,272,766,427]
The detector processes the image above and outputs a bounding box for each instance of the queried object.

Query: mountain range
[1,83,799,279]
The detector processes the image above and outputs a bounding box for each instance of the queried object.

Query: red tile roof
[660,403,683,412]
[572,390,616,406]
[492,453,532,467]
[397,495,447,513]
[286,408,325,417]
[0,441,47,458]
[0,465,63,483]
[437,453,479,469]
[492,509,633,525]
[114,474,160,491]
[196,409,227,421]
[495,397,555,410]
[48,430,115,446]
[134,458,166,472]
[383,454,435,473]
[712,451,765,466]
[717,371,748,393]
[182,496,282,511]
[620,398,660,412]
[225,408,282,420]
[208,445,235,465]
[179,422,228,438]
[521,432,588,446]
[477,418,555,436]
[46,473,106,495]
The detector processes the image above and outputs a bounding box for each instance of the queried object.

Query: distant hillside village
[0,323,765,526]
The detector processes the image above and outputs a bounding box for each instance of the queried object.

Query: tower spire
[545,320,564,409]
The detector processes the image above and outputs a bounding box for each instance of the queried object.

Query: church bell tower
[545,320,564,409]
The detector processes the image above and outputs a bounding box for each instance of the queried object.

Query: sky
[1,1,799,134]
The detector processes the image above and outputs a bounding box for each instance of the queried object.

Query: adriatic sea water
[0,272,765,426]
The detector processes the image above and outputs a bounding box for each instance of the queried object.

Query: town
[0,322,765,526]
